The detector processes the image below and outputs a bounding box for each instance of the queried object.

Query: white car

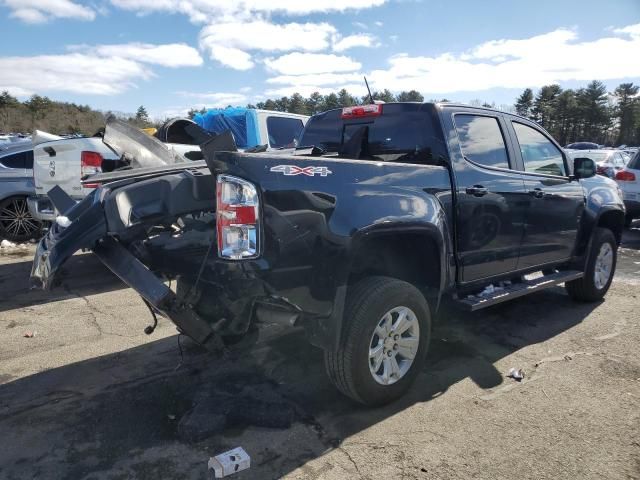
[615,151,640,227]
[566,149,627,179]
[28,131,120,221]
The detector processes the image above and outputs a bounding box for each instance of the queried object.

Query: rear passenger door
[446,110,527,283]
[507,120,584,269]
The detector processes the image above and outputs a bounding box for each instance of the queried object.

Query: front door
[449,112,527,282]
[508,120,584,269]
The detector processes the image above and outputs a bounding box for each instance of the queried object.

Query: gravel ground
[0,225,639,480]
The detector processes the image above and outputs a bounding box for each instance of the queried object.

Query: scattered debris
[507,367,525,381]
[56,216,72,228]
[23,331,37,338]
[208,447,251,478]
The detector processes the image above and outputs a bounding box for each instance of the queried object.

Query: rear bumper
[27,196,55,222]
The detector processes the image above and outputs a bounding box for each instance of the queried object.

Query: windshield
[298,103,448,165]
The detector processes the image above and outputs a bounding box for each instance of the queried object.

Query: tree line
[3,81,639,147]
[0,91,153,135]
[188,88,430,118]
[514,80,640,146]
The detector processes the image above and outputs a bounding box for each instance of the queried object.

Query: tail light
[341,104,382,119]
[615,170,636,181]
[81,151,103,188]
[216,175,260,259]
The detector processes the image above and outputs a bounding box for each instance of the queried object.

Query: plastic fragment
[23,331,37,338]
[507,367,525,381]
[208,447,250,478]
[56,216,72,228]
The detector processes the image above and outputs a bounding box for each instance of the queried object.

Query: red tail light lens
[615,170,636,181]
[341,104,382,119]
[216,175,260,259]
[81,151,103,188]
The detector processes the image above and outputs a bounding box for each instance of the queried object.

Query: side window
[453,114,510,169]
[0,151,27,169]
[512,122,566,176]
[266,117,304,148]
[612,153,625,169]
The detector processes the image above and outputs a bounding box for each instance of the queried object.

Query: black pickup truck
[31,102,625,406]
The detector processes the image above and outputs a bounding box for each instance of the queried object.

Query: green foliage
[515,81,639,146]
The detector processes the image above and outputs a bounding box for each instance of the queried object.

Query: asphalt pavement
[0,225,638,480]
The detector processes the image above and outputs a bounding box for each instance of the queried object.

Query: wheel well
[597,210,624,245]
[349,233,441,294]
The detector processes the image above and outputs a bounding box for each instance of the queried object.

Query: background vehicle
[566,149,627,178]
[0,143,42,241]
[566,142,600,150]
[615,150,640,227]
[28,130,120,222]
[193,108,308,150]
[32,103,624,406]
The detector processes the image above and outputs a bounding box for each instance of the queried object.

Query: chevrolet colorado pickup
[31,103,625,406]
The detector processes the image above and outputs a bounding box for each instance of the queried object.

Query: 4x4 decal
[270,165,333,177]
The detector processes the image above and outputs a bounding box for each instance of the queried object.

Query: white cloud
[110,0,387,23]
[207,45,254,70]
[366,24,640,94]
[2,0,95,23]
[0,42,203,97]
[264,52,361,75]
[72,43,203,67]
[267,72,364,86]
[0,54,151,96]
[613,23,640,38]
[265,83,368,98]
[333,33,377,51]
[175,91,248,106]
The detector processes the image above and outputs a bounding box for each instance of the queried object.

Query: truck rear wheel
[325,276,431,406]
[566,227,617,302]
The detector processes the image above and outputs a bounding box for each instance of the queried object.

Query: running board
[455,270,584,311]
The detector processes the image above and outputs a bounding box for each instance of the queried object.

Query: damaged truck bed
[31,103,625,406]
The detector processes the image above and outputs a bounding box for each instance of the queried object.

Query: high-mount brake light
[81,151,103,188]
[615,170,636,181]
[341,104,383,119]
[216,175,260,260]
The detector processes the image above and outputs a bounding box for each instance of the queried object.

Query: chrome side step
[455,270,584,311]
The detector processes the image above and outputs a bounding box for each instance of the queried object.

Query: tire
[324,276,431,406]
[0,196,42,242]
[566,227,617,302]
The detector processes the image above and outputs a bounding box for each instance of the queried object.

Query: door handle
[529,188,545,199]
[466,185,488,197]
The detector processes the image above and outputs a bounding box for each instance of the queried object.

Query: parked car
[615,150,640,227]
[0,143,42,242]
[32,103,624,406]
[566,149,627,178]
[566,142,600,150]
[28,130,121,222]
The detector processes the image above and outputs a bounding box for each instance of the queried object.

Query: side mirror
[573,157,596,179]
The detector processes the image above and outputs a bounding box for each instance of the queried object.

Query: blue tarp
[193,107,259,149]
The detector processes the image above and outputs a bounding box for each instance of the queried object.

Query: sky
[0,0,639,119]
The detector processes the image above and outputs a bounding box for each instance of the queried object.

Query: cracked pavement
[0,224,639,479]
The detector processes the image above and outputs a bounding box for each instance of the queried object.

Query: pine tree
[515,88,534,117]
[396,90,424,102]
[614,83,639,145]
[135,105,150,125]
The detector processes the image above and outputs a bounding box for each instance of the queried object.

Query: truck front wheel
[325,276,431,406]
[566,227,617,302]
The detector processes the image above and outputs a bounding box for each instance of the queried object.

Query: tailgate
[33,137,118,199]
